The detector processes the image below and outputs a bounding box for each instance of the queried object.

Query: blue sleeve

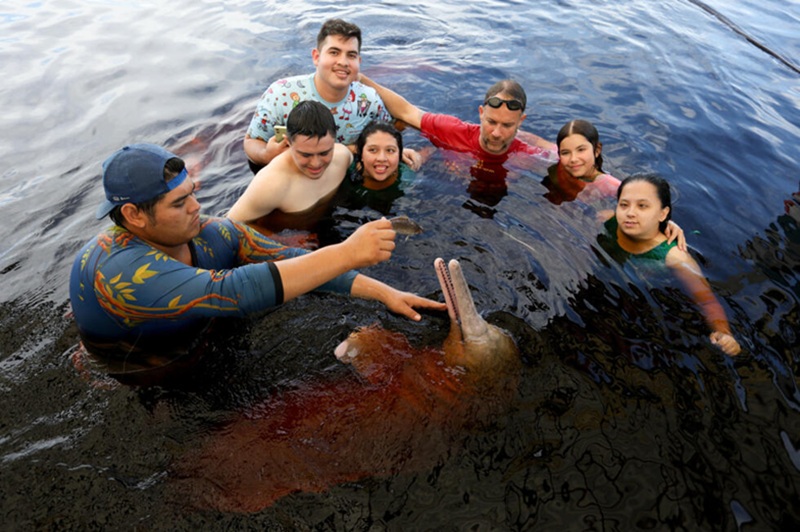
[88,240,284,323]
[69,219,357,341]
[246,84,280,141]
[68,234,285,343]
[218,218,357,295]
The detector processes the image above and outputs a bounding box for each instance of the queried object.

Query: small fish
[389,215,423,236]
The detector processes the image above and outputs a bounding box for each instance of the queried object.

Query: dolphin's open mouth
[435,257,459,323]
[434,258,489,340]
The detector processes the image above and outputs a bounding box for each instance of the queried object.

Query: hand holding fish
[343,218,397,267]
[389,215,423,236]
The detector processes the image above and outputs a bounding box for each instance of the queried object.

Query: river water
[1,0,799,529]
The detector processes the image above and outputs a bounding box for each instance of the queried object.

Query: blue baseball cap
[95,143,188,219]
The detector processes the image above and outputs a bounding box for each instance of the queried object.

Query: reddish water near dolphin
[1,0,799,529]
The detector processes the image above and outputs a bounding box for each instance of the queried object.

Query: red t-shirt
[420,113,552,164]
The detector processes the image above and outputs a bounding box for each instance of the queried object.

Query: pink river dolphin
[170,258,521,512]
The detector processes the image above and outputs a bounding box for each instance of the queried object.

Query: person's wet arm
[358,74,424,130]
[664,220,687,251]
[226,168,286,223]
[516,130,557,152]
[349,275,447,321]
[273,218,397,302]
[667,248,741,355]
[231,218,443,319]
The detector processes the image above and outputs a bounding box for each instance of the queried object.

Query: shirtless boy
[228,100,352,226]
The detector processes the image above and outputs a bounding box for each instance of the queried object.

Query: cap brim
[95,199,117,220]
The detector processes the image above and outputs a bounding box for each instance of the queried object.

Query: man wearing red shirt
[358,74,556,164]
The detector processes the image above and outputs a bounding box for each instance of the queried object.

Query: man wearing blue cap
[69,143,444,376]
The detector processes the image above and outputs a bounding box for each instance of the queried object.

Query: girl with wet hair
[543,119,621,205]
[558,119,604,171]
[341,121,433,213]
[353,120,404,189]
[546,119,685,248]
[598,174,741,356]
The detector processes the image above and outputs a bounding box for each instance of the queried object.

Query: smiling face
[558,133,600,180]
[360,130,400,188]
[615,180,670,240]
[312,35,361,100]
[478,93,526,155]
[288,133,336,179]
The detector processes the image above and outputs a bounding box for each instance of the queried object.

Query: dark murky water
[1,0,799,529]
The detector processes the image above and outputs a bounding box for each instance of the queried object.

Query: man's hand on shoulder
[402,148,422,171]
[516,130,557,152]
[243,134,290,167]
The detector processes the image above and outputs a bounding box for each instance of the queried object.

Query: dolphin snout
[435,257,486,338]
[334,339,355,362]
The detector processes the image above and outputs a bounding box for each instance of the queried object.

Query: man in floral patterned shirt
[243,19,391,173]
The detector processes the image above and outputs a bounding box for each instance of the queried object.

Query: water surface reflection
[1,0,799,529]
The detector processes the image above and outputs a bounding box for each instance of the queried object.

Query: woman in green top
[600,174,742,356]
[341,121,432,214]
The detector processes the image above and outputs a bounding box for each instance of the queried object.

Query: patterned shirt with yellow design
[69,216,356,357]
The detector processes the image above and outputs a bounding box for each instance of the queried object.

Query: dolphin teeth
[435,257,460,323]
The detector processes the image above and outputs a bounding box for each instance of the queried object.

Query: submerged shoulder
[664,245,694,267]
[597,172,622,187]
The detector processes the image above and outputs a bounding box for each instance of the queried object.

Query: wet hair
[356,121,403,161]
[483,79,527,112]
[286,100,336,141]
[617,174,672,233]
[110,157,186,226]
[317,18,362,52]
[556,119,604,173]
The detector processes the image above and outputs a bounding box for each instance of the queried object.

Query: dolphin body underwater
[171,258,521,513]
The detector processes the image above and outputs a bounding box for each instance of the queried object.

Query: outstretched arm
[516,130,557,152]
[273,218,396,302]
[666,248,741,356]
[359,74,424,130]
[271,218,445,319]
[350,274,447,321]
